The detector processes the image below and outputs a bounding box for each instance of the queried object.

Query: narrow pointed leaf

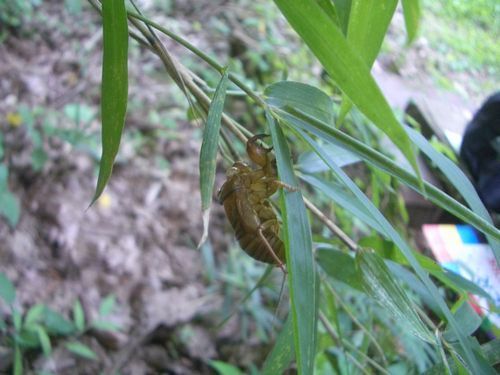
[331,0,352,35]
[274,106,500,241]
[347,0,397,66]
[265,81,334,125]
[92,0,128,204]
[362,235,494,301]
[262,314,295,375]
[401,0,421,44]
[316,0,341,27]
[301,174,385,234]
[406,125,499,263]
[317,248,363,291]
[339,0,398,119]
[443,303,483,342]
[267,112,317,375]
[272,2,421,178]
[298,144,360,173]
[357,249,433,342]
[198,69,229,247]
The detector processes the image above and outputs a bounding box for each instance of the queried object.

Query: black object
[460,92,500,213]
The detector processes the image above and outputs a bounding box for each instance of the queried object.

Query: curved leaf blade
[200,68,229,211]
[317,248,363,291]
[198,69,229,247]
[406,125,499,262]
[267,112,317,375]
[92,0,129,204]
[262,314,295,375]
[271,2,421,179]
[401,0,421,44]
[357,249,433,342]
[301,174,385,234]
[338,0,398,121]
[277,106,500,241]
[347,0,397,66]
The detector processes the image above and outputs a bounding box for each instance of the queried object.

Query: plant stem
[304,197,358,252]
[324,281,389,367]
[319,311,389,374]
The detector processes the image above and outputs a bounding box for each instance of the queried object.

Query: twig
[319,312,390,375]
[324,281,388,367]
[304,197,358,251]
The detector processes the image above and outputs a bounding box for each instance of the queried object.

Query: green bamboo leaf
[265,81,334,125]
[316,0,341,27]
[267,112,317,375]
[0,271,15,304]
[449,338,496,375]
[298,144,359,173]
[405,125,499,262]
[274,106,500,242]
[434,270,492,301]
[386,261,441,316]
[338,0,398,121]
[301,174,385,234]
[360,235,494,302]
[271,3,421,179]
[198,68,229,247]
[401,0,421,44]
[65,341,98,361]
[347,0,397,66]
[92,0,129,204]
[443,303,483,342]
[331,0,352,35]
[317,248,363,291]
[262,314,294,375]
[357,249,433,342]
[264,82,499,240]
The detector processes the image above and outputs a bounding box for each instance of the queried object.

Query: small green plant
[0,272,121,374]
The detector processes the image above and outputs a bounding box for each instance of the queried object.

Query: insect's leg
[272,180,299,192]
[257,227,287,274]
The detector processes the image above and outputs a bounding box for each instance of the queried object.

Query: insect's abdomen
[220,185,285,265]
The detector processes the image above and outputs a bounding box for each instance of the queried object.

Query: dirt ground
[0,1,492,374]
